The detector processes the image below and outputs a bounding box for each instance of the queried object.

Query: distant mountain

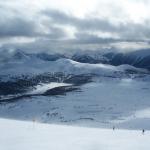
[72,52,109,64]
[12,51,29,61]
[0,49,67,63]
[0,48,149,77]
[105,49,150,70]
[71,49,150,70]
[34,53,66,61]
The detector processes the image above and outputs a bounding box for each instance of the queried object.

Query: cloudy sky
[1,0,150,53]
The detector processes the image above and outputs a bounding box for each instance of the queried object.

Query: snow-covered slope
[0,49,149,103]
[28,82,71,95]
[0,49,150,134]
[71,49,150,70]
[0,118,149,150]
[0,49,149,78]
[1,78,150,129]
[0,56,148,77]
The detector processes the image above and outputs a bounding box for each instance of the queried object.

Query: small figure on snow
[142,129,145,135]
[113,126,115,130]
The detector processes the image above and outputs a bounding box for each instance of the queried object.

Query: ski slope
[0,118,149,150]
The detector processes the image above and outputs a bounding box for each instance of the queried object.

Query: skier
[113,126,115,130]
[142,129,145,135]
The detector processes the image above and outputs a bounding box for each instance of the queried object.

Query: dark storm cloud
[43,9,150,41]
[43,9,117,32]
[0,5,36,38]
[0,16,66,39]
[69,33,119,44]
[0,5,67,40]
[1,5,150,42]
[119,22,150,40]
[0,4,150,53]
[0,17,38,38]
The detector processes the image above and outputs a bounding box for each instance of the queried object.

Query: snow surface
[28,82,71,95]
[0,118,149,150]
[0,82,72,101]
[1,50,150,149]
[1,77,150,130]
